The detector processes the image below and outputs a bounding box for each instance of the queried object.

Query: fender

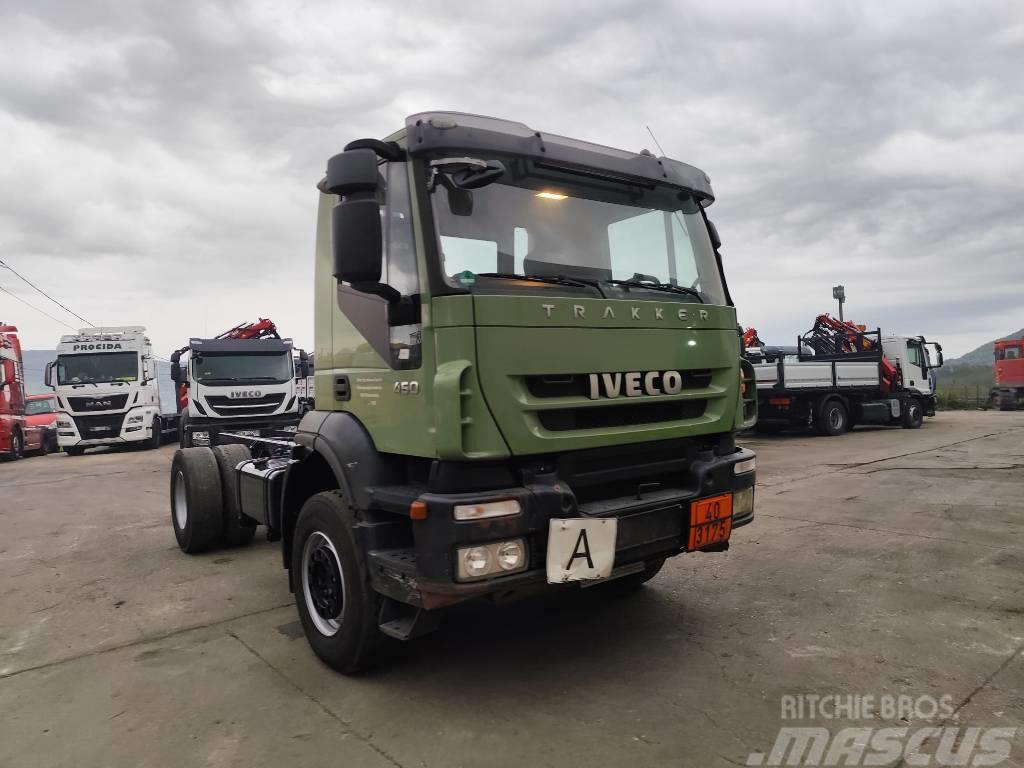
[291,410,404,510]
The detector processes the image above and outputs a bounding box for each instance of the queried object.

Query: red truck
[991,336,1024,410]
[1,323,47,460]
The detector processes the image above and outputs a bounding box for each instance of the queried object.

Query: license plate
[688,493,733,550]
[546,518,618,583]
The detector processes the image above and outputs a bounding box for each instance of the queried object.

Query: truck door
[904,340,929,393]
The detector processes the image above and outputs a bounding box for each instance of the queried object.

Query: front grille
[204,393,285,416]
[526,370,712,399]
[72,412,126,439]
[538,399,706,431]
[68,394,129,412]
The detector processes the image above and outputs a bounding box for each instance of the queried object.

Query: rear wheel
[902,399,924,429]
[212,444,257,547]
[816,400,847,436]
[292,491,382,674]
[170,448,224,553]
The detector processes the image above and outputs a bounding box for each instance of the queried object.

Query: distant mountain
[21,349,177,410]
[946,328,1024,368]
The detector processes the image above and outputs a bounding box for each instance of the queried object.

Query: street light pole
[832,285,846,322]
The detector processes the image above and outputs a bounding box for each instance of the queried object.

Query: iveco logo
[229,390,262,399]
[542,303,710,322]
[588,370,688,400]
[85,400,113,408]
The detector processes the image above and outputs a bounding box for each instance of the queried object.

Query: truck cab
[882,335,944,415]
[171,337,301,447]
[168,112,758,673]
[46,326,165,454]
[1,323,46,459]
[992,338,1024,410]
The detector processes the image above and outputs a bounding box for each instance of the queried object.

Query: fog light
[453,499,521,521]
[455,538,528,582]
[734,456,756,475]
[496,540,525,571]
[734,487,754,516]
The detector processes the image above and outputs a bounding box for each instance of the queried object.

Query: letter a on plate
[546,519,618,583]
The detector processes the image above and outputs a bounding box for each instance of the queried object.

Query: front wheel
[64,445,85,456]
[179,415,193,448]
[147,418,162,450]
[600,557,666,592]
[292,491,382,674]
[6,430,23,460]
[902,399,924,429]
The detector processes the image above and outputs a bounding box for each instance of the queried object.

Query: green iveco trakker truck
[169,112,758,672]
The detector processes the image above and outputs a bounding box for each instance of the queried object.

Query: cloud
[0,0,1022,359]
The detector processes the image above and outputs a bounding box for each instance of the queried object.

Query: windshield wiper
[605,279,705,303]
[475,272,599,289]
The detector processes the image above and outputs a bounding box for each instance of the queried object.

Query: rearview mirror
[706,219,722,250]
[298,349,310,379]
[44,361,54,388]
[169,351,183,384]
[326,148,384,286]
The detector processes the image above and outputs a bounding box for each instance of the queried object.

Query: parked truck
[1,323,47,459]
[44,326,176,454]
[170,319,308,447]
[990,336,1024,410]
[167,111,758,672]
[747,315,944,435]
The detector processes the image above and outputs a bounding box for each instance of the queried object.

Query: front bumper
[183,414,300,444]
[364,446,756,609]
[57,407,159,447]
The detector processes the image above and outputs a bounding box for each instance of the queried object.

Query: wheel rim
[13,433,22,457]
[828,408,843,430]
[302,531,346,637]
[173,470,188,530]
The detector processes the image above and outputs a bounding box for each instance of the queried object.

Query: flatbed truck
[749,325,944,435]
[168,111,759,672]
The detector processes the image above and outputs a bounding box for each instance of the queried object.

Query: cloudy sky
[1,0,1022,358]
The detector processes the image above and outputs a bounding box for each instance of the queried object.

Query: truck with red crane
[1,323,48,459]
[745,314,943,435]
[990,336,1024,410]
[170,318,309,447]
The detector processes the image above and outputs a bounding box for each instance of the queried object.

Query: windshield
[431,168,726,304]
[25,397,57,415]
[193,352,293,384]
[57,352,138,385]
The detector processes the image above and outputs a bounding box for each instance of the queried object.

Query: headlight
[127,414,144,423]
[56,418,72,428]
[456,538,528,582]
[453,499,521,521]
[734,456,756,475]
[734,487,754,516]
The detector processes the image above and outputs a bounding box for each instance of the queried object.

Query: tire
[64,446,85,456]
[212,444,257,547]
[753,422,784,435]
[147,418,162,450]
[599,557,667,592]
[292,491,382,674]
[6,430,23,460]
[35,436,49,457]
[816,400,847,436]
[179,415,193,449]
[902,399,924,429]
[170,448,224,553]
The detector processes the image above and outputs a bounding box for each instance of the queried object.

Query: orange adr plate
[688,493,733,550]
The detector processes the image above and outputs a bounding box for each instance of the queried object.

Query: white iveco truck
[45,327,176,455]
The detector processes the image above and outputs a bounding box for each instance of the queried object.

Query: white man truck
[171,336,307,448]
[45,327,176,455]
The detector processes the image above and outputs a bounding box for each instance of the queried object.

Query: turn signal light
[410,500,428,520]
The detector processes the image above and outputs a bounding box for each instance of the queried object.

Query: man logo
[84,400,113,408]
